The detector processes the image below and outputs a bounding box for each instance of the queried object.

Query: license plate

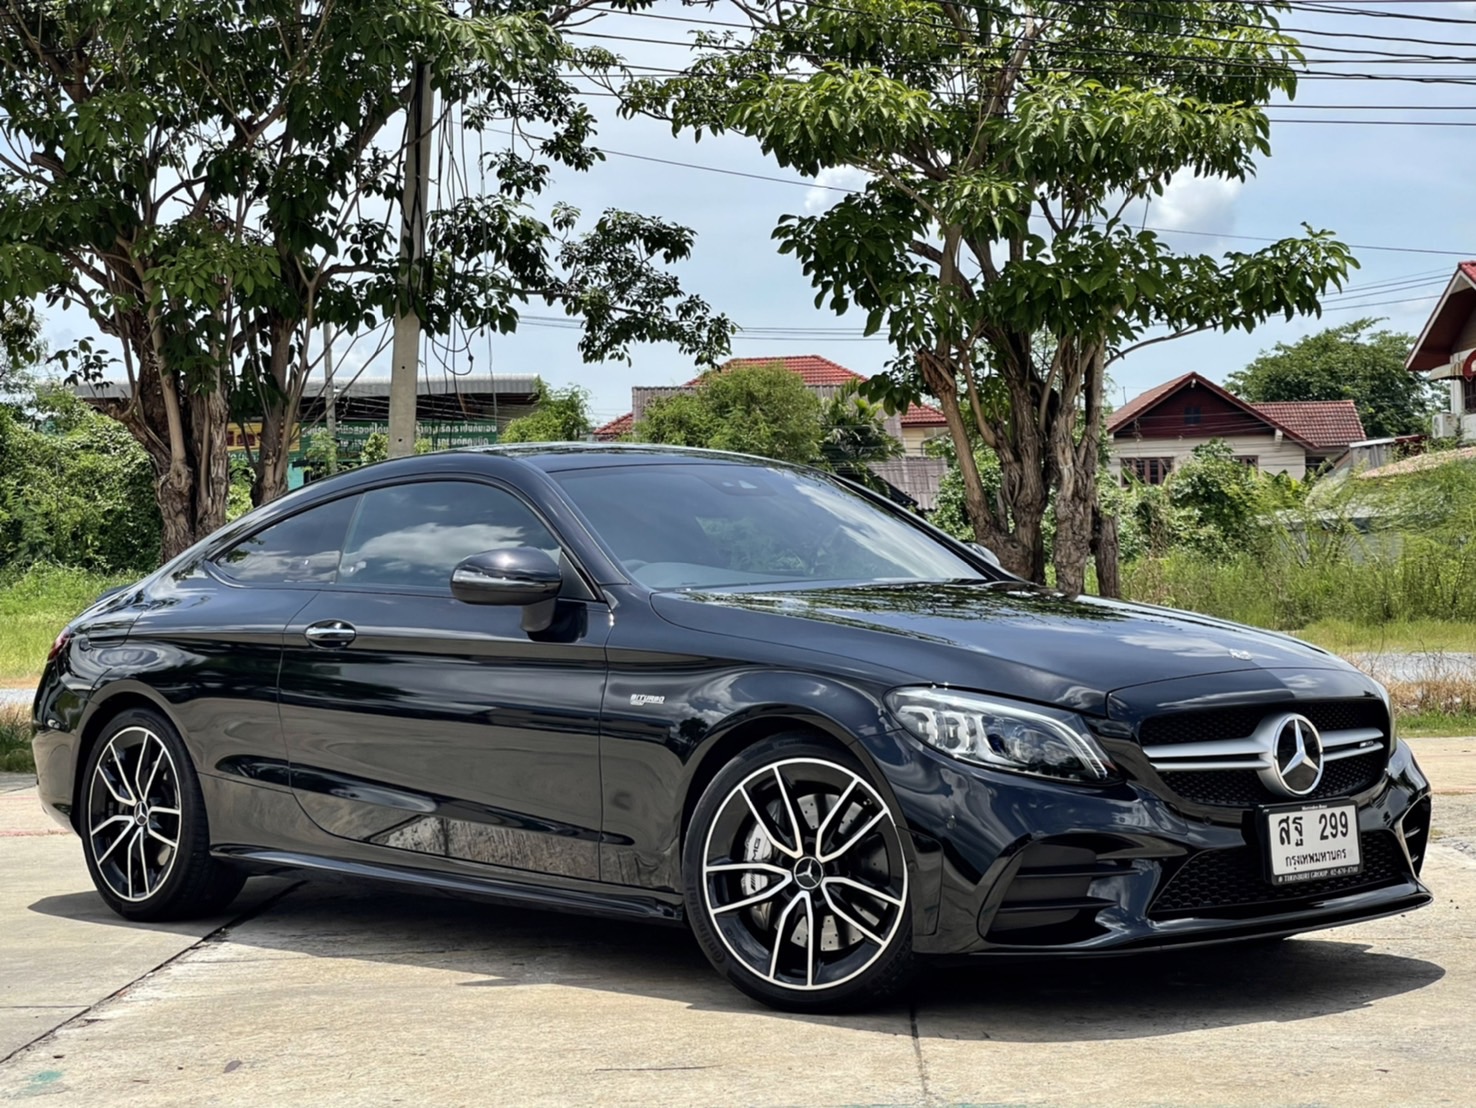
[1262,802,1362,885]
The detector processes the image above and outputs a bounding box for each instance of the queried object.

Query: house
[1107,371,1366,483]
[594,355,952,509]
[76,374,542,491]
[1405,261,1476,440]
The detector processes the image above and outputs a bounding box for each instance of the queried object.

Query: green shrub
[0,707,34,773]
[0,387,160,573]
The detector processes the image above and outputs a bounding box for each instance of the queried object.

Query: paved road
[2,744,1474,1107]
[1347,652,1476,684]
[0,688,30,710]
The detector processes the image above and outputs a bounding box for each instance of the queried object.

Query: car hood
[650,580,1348,714]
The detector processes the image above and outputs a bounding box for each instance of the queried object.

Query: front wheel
[683,735,914,1011]
[81,708,245,921]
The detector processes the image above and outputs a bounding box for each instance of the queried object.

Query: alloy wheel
[700,757,908,992]
[86,727,183,903]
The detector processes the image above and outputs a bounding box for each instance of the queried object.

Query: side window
[213,495,360,585]
[338,481,559,590]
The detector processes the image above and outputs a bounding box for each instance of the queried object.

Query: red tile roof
[901,400,947,426]
[714,355,865,388]
[1109,371,1368,452]
[592,412,633,440]
[592,355,927,439]
[1250,401,1366,450]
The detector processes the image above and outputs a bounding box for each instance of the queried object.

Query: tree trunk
[252,321,300,506]
[920,352,1049,581]
[105,312,232,562]
[1093,504,1121,598]
[1051,344,1108,596]
[1053,483,1093,595]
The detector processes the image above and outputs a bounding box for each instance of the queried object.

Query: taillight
[47,630,72,663]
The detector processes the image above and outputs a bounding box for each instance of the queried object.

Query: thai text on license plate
[1263,802,1362,885]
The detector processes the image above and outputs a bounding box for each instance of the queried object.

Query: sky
[36,0,1476,433]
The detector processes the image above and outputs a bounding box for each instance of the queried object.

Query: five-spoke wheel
[685,736,913,1010]
[80,708,244,921]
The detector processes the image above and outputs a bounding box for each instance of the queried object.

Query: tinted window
[213,495,360,585]
[338,481,558,590]
[554,463,981,589]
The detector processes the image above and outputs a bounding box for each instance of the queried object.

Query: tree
[0,1,731,560]
[637,361,822,462]
[1226,318,1439,439]
[1164,439,1262,559]
[0,299,40,388]
[630,1,1355,593]
[818,391,902,485]
[0,383,161,572]
[500,381,594,442]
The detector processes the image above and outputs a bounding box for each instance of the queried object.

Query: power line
[529,134,1473,258]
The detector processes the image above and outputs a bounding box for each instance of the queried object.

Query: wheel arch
[71,682,187,833]
[677,695,911,856]
[674,687,943,940]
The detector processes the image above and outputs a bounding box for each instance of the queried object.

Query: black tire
[80,708,245,922]
[683,734,914,1012]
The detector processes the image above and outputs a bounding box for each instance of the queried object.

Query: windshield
[553,462,985,589]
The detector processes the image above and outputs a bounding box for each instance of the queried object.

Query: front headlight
[886,687,1115,783]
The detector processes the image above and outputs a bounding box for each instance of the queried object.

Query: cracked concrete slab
[1,775,1473,1105]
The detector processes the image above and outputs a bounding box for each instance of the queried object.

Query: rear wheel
[81,708,244,921]
[684,735,913,1011]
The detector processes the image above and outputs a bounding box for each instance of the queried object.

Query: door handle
[304,620,356,648]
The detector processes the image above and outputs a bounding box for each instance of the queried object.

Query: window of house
[1463,376,1476,414]
[1183,406,1201,426]
[1121,457,1174,485]
[1233,455,1260,469]
[336,481,559,591]
[212,495,361,585]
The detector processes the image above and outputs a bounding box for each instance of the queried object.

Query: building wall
[901,425,947,456]
[1110,433,1309,481]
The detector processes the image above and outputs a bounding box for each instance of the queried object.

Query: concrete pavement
[0,754,1473,1106]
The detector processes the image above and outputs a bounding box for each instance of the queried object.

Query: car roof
[462,443,782,472]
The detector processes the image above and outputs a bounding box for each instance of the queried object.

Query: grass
[0,563,135,686]
[0,705,34,773]
[1293,619,1476,657]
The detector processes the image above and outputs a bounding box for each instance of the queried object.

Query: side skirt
[214,846,688,926]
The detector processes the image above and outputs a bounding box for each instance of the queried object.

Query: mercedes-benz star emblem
[1257,713,1325,798]
[794,856,823,891]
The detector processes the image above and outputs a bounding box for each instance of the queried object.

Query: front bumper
[897,737,1431,957]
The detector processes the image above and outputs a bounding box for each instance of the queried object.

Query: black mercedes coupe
[31,445,1432,1010]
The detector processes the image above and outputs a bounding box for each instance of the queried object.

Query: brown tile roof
[592,412,633,440]
[1406,262,1476,373]
[1249,401,1366,450]
[1106,372,1197,433]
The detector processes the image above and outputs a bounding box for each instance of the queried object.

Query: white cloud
[1145,173,1243,234]
[804,166,869,212]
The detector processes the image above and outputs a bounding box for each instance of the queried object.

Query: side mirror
[969,542,1003,569]
[451,548,563,608]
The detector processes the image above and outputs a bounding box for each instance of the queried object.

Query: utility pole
[388,62,434,458]
[324,326,338,475]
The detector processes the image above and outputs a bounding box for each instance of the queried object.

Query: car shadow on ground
[30,877,1444,1042]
